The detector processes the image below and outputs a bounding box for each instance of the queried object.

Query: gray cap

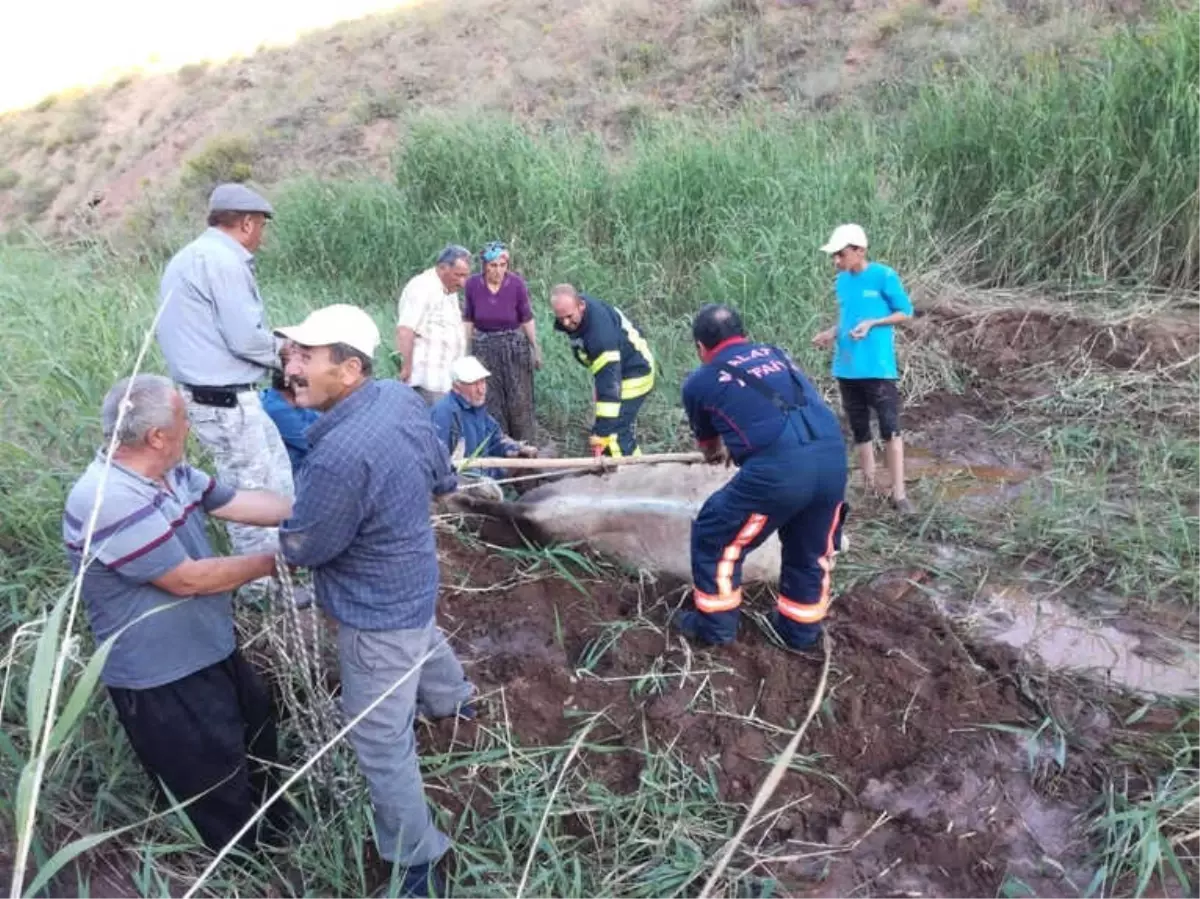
[208,183,274,218]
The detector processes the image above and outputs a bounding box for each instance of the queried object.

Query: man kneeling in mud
[672,304,849,649]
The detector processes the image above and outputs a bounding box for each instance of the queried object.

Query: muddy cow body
[447,462,794,584]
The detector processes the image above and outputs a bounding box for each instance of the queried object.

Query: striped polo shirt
[62,453,238,689]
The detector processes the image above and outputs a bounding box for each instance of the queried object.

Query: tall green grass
[897,2,1200,288]
[265,1,1197,308]
[250,2,1197,450]
[264,113,914,447]
[266,113,907,323]
[2,3,1198,895]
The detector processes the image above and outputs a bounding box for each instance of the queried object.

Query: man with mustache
[275,304,473,898]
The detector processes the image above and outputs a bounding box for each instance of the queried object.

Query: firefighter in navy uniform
[673,304,849,650]
[550,283,656,457]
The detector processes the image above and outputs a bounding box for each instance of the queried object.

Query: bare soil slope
[0,0,1150,234]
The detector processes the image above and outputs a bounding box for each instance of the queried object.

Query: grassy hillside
[1,1,1197,897]
[0,0,1177,235]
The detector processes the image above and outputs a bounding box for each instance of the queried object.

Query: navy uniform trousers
[594,393,650,457]
[689,419,848,647]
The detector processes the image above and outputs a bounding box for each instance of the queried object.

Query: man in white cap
[430,356,539,483]
[275,304,472,898]
[155,182,295,599]
[811,224,915,515]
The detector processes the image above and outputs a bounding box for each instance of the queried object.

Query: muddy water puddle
[873,445,1035,504]
[930,580,1199,698]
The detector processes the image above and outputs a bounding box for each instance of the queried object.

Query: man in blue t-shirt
[812,224,915,515]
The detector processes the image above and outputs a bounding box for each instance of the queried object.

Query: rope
[270,557,346,804]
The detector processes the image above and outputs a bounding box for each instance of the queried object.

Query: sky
[0,0,419,113]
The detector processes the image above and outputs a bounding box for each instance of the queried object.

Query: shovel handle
[456,451,705,471]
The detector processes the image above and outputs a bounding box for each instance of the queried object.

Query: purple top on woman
[463,273,533,333]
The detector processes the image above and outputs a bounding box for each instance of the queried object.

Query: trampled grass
[1,3,1198,895]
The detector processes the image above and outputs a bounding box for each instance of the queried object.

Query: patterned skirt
[472,328,537,444]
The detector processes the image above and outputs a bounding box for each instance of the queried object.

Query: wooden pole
[456,451,705,471]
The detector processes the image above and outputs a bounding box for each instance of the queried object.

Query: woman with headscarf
[461,241,542,444]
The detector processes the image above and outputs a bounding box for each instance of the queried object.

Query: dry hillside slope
[0,0,1153,235]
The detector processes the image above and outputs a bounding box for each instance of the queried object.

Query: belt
[182,383,258,409]
[181,383,257,392]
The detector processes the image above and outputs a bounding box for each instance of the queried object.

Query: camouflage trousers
[183,388,294,592]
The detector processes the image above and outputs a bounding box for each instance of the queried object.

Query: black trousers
[837,378,902,444]
[473,328,537,444]
[108,650,288,852]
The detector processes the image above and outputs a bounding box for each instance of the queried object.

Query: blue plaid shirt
[279,379,458,630]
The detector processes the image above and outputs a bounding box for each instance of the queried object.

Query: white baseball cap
[450,355,491,384]
[274,304,381,357]
[820,223,869,255]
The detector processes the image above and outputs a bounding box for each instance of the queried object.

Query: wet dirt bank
[427,537,1191,897]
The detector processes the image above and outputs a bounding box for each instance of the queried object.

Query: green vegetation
[1,4,1197,897]
[897,9,1200,288]
[182,135,259,192]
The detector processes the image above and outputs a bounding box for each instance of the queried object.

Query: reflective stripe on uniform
[776,500,844,625]
[777,593,830,624]
[595,401,621,418]
[620,372,654,399]
[590,350,621,374]
[694,587,742,614]
[715,512,768,598]
[615,309,654,372]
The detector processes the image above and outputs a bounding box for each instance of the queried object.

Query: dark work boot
[770,613,823,653]
[372,861,446,898]
[669,608,736,646]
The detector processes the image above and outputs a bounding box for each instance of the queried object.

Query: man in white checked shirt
[395,245,472,406]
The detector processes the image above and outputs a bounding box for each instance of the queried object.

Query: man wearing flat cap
[155,182,295,602]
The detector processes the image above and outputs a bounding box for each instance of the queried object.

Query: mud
[918,302,1199,377]
[933,581,1200,699]
[834,740,1093,898]
[870,442,1035,506]
[429,539,1178,897]
[904,301,1200,437]
[423,301,1200,893]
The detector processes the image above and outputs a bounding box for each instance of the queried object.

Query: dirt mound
[430,536,1135,896]
[918,301,1199,376]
